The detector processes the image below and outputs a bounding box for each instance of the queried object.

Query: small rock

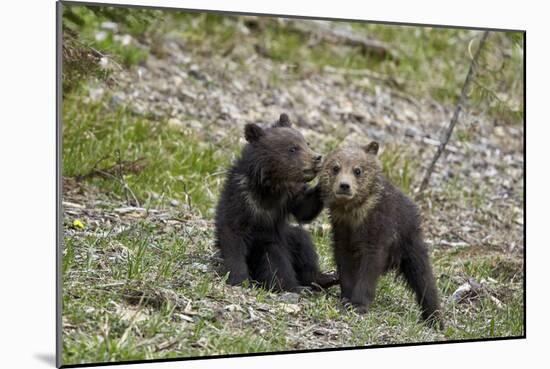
[188,120,203,130]
[224,304,243,312]
[114,34,133,46]
[138,68,149,81]
[404,126,422,138]
[95,31,107,42]
[192,337,208,348]
[176,54,192,65]
[494,126,506,137]
[452,282,472,302]
[278,292,300,304]
[179,89,197,101]
[403,108,418,122]
[99,57,110,69]
[191,262,209,272]
[262,96,276,106]
[111,92,126,106]
[101,21,118,31]
[281,303,301,314]
[131,103,146,115]
[168,117,183,128]
[256,303,271,312]
[88,87,104,102]
[232,80,244,91]
[451,278,482,303]
[172,75,184,87]
[348,123,364,134]
[189,65,208,81]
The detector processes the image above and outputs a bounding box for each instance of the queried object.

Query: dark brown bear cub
[215,114,337,292]
[319,142,443,329]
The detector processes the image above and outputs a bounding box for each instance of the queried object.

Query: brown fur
[319,142,444,329]
[214,114,337,292]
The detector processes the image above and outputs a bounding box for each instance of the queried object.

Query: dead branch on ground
[286,20,399,60]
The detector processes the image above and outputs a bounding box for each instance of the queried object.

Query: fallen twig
[76,157,148,182]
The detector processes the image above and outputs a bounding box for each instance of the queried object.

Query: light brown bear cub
[319,141,444,329]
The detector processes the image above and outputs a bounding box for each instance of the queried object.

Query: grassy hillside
[61,5,524,365]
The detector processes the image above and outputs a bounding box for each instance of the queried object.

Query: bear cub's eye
[353,168,362,177]
[289,146,298,153]
[332,165,340,174]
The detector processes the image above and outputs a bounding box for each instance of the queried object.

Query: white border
[1,1,544,368]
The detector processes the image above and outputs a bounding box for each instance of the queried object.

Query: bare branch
[418,31,490,193]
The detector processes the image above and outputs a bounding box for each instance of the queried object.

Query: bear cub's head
[244,114,323,184]
[319,141,382,208]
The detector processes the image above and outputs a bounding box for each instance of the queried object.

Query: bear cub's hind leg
[400,236,444,329]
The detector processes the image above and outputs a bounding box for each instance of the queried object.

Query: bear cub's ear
[364,141,379,155]
[274,113,292,128]
[245,123,264,142]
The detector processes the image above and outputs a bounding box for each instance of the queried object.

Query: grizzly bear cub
[215,114,337,292]
[319,142,443,329]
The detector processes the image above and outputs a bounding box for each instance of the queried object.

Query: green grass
[62,93,240,215]
[352,25,523,123]
[63,5,157,67]
[62,208,523,365]
[379,145,419,196]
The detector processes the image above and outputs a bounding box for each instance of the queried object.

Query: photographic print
[58,1,525,366]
